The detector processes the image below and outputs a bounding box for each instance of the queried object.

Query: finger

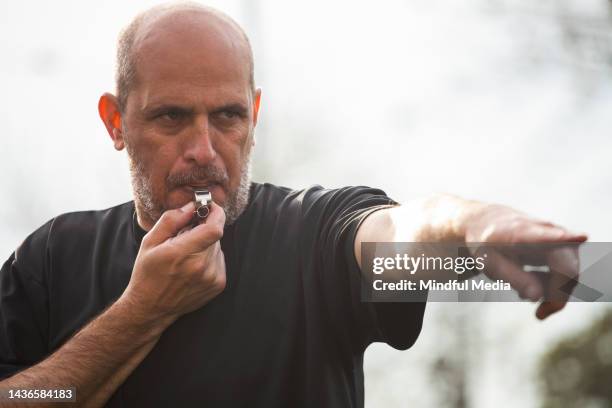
[143,202,195,248]
[545,246,580,300]
[516,223,588,244]
[536,300,566,320]
[534,246,580,319]
[170,202,226,253]
[482,249,543,301]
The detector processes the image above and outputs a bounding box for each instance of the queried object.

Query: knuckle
[160,210,181,228]
[508,232,520,244]
[509,218,524,231]
[209,225,224,240]
[191,257,207,274]
[201,268,217,286]
[141,233,154,247]
[566,268,580,279]
[480,225,496,242]
[218,208,227,224]
[158,211,172,224]
[214,272,227,292]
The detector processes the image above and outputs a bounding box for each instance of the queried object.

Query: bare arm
[354,194,473,252]
[0,201,227,407]
[0,297,171,407]
[355,194,587,319]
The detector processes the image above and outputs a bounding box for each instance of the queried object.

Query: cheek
[151,149,174,179]
[216,134,250,182]
[131,133,181,191]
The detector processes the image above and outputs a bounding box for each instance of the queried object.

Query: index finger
[516,223,588,244]
[536,246,581,320]
[143,201,196,248]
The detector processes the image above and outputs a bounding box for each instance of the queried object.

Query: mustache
[166,165,229,189]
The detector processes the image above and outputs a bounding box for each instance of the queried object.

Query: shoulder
[249,182,394,209]
[47,201,134,239]
[5,202,133,282]
[14,202,133,270]
[246,182,396,227]
[249,182,294,204]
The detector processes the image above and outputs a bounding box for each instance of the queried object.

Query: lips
[180,183,225,200]
[187,182,218,190]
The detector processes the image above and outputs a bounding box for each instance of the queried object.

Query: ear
[98,93,125,151]
[251,88,262,147]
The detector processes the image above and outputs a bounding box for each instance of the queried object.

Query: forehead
[131,10,251,105]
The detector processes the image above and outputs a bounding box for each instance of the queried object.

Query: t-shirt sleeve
[303,186,426,353]
[0,221,52,379]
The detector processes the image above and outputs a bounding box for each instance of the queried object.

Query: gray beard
[128,151,252,227]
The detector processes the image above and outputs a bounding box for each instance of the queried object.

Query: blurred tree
[486,0,612,95]
[539,308,612,408]
[428,305,476,408]
[555,0,612,72]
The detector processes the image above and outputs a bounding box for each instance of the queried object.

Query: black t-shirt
[0,182,426,407]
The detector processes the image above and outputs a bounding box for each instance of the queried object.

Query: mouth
[179,183,225,201]
[185,182,219,190]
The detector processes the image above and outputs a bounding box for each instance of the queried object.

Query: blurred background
[1,0,611,406]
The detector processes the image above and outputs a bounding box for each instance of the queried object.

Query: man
[0,3,586,407]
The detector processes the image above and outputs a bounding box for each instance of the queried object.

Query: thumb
[143,202,195,248]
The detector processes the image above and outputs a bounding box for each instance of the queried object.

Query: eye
[158,110,185,121]
[219,110,240,120]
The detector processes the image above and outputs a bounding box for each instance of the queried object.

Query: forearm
[85,337,159,408]
[355,194,481,267]
[0,296,175,407]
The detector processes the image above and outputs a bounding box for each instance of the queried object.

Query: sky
[1,0,611,406]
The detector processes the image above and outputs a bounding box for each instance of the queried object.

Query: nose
[183,115,217,166]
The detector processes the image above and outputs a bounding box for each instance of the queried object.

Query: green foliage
[539,309,612,408]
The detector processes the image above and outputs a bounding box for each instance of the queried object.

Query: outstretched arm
[354,194,587,319]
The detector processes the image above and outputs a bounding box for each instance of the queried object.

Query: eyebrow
[142,104,194,118]
[142,102,249,118]
[211,103,249,115]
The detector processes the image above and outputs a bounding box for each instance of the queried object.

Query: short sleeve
[303,186,426,353]
[0,221,52,379]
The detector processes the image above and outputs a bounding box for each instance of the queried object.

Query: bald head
[115,2,255,113]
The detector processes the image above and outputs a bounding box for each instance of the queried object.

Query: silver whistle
[194,189,212,220]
